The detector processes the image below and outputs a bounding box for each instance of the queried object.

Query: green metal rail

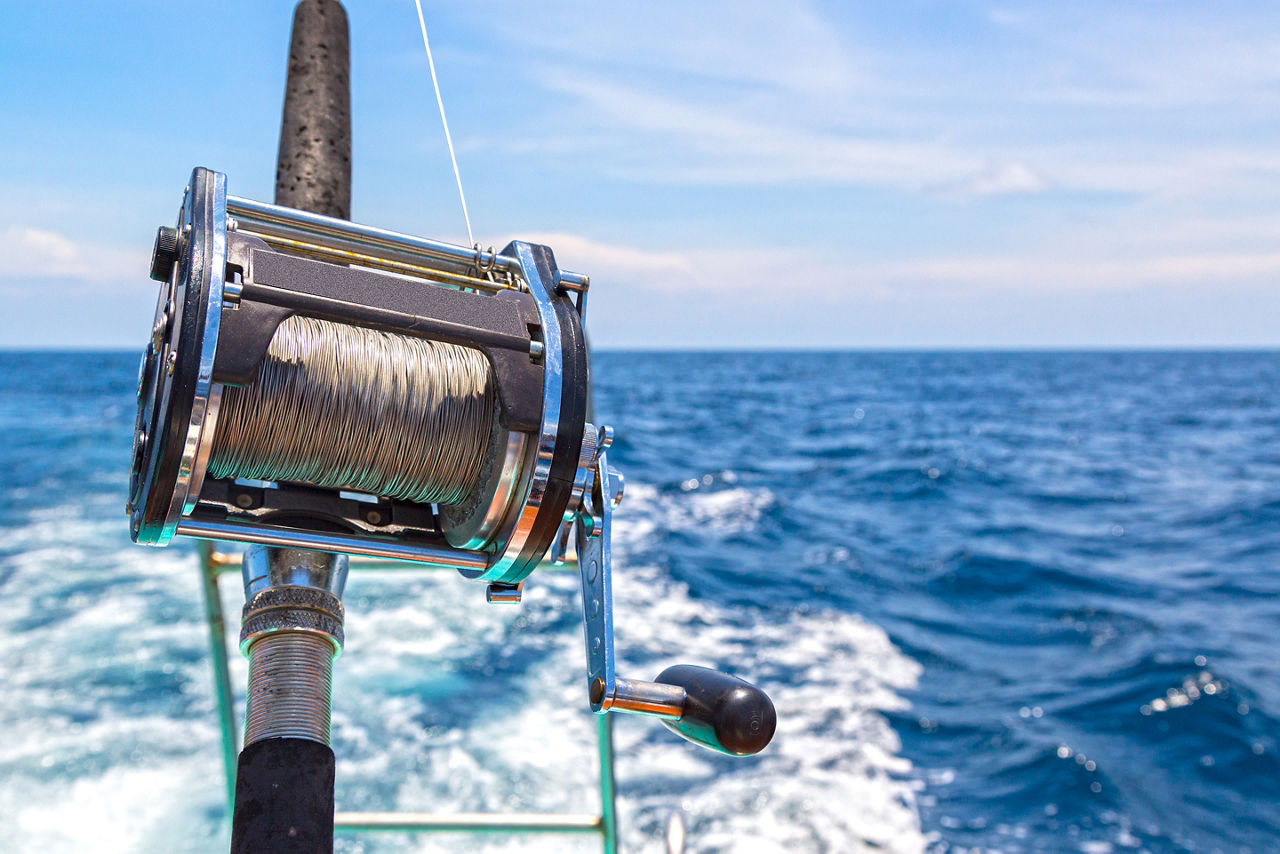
[194,541,620,852]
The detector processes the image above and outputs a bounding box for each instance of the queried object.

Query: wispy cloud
[467,1,1280,203]
[524,230,1280,301]
[861,252,1280,294]
[0,225,142,286]
[937,161,1050,198]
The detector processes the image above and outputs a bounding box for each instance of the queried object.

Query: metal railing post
[196,541,239,812]
[597,712,620,854]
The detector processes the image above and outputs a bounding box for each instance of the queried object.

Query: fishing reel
[129,167,775,756]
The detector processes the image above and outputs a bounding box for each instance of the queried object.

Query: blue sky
[2,1,1278,349]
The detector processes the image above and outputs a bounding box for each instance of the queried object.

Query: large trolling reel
[130,166,776,757]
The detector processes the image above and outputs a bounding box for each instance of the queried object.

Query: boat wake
[0,481,927,853]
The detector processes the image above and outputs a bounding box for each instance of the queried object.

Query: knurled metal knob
[149,225,180,282]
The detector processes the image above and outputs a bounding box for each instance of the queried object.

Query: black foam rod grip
[276,0,351,219]
[655,665,777,756]
[231,737,335,854]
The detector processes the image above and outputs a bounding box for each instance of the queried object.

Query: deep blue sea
[1,351,1277,853]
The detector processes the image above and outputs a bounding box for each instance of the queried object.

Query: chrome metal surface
[236,223,511,292]
[242,545,349,599]
[576,440,616,712]
[226,196,588,291]
[485,581,524,604]
[607,468,625,509]
[548,518,574,566]
[574,440,689,723]
[243,631,335,744]
[143,179,594,582]
[239,583,346,654]
[156,168,227,540]
[185,383,222,513]
[209,547,579,575]
[566,423,599,522]
[442,427,529,550]
[608,678,685,719]
[480,241,565,582]
[238,546,347,746]
[177,518,490,570]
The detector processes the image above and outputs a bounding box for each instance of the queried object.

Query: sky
[1,1,1279,349]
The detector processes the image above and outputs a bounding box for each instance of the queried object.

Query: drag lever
[575,429,777,756]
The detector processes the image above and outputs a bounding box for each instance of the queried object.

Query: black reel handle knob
[150,225,180,282]
[655,664,776,756]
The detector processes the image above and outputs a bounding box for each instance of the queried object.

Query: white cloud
[532,72,982,188]
[517,232,692,283]
[939,161,1050,197]
[861,252,1280,294]
[463,2,1280,203]
[520,230,1280,302]
[0,225,143,284]
[486,0,862,99]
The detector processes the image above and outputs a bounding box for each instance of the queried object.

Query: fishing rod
[127,2,775,851]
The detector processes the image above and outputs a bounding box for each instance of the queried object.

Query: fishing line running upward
[413,0,475,249]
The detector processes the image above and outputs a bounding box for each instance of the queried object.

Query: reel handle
[655,665,776,756]
[574,443,777,757]
[604,666,776,756]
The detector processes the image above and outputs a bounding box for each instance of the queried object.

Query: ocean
[0,350,1276,853]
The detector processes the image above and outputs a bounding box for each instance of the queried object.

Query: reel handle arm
[575,436,776,757]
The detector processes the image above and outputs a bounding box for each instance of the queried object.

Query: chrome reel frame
[130,167,596,587]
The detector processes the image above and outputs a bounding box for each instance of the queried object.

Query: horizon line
[2,345,1277,355]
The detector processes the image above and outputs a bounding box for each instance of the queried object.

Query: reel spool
[130,166,591,587]
[130,166,775,757]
